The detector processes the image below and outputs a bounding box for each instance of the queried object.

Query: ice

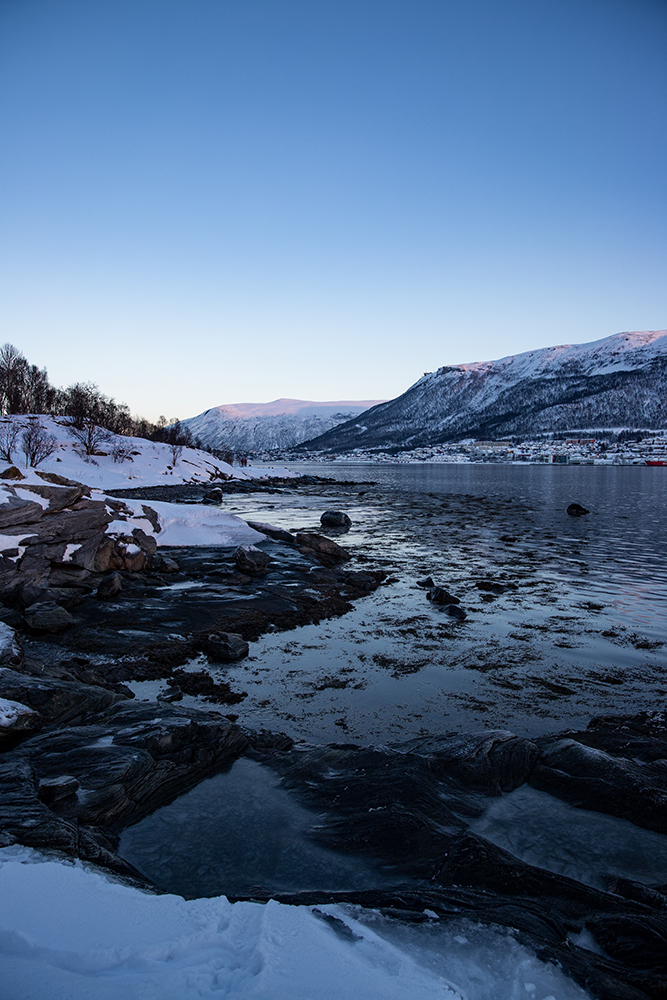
[0,847,590,1000]
[469,784,667,890]
[118,758,386,897]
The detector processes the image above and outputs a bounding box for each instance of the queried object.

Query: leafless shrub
[20,418,57,467]
[112,444,134,463]
[0,420,20,462]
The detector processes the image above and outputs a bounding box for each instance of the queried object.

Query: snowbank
[0,415,297,490]
[114,499,264,548]
[0,848,588,1000]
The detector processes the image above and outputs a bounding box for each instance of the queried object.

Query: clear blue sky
[1,0,665,421]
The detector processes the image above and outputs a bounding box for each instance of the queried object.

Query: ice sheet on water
[469,784,667,890]
[118,758,388,897]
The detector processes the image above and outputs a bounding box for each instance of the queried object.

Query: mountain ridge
[296,331,667,452]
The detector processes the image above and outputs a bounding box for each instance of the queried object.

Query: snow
[109,499,264,548]
[0,416,298,490]
[0,847,589,1000]
[62,543,82,563]
[0,698,35,727]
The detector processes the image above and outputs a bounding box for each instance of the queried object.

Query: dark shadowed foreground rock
[233,544,272,576]
[198,631,249,663]
[23,601,75,632]
[567,502,590,516]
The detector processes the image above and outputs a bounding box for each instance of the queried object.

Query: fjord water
[203,461,667,743]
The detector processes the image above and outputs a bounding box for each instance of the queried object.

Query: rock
[23,601,75,632]
[0,494,45,530]
[131,528,157,557]
[0,697,42,742]
[427,587,460,604]
[35,471,89,492]
[417,576,435,588]
[295,532,351,566]
[320,510,352,528]
[123,544,146,572]
[246,521,296,545]
[0,622,21,666]
[160,556,180,573]
[443,604,467,621]
[16,484,85,512]
[38,774,79,804]
[0,466,24,480]
[168,669,247,704]
[476,580,505,594]
[0,669,122,726]
[234,544,272,576]
[94,537,125,572]
[403,730,540,795]
[204,488,223,503]
[200,631,249,663]
[141,505,161,533]
[567,503,590,516]
[96,572,122,600]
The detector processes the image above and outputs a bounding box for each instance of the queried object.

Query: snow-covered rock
[182,398,386,453]
[301,330,667,452]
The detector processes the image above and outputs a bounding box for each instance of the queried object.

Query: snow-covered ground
[0,415,296,490]
[109,498,264,547]
[0,847,589,1000]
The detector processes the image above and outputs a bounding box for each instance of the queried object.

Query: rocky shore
[1,472,666,1000]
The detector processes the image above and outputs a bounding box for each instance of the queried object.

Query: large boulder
[199,631,249,663]
[234,544,272,576]
[295,532,351,566]
[320,510,352,528]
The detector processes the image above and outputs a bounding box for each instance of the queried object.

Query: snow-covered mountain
[298,331,667,452]
[182,399,386,453]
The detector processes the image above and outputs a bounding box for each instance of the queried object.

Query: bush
[20,419,57,467]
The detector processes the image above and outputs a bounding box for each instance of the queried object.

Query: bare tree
[0,421,20,463]
[20,419,57,467]
[160,419,193,467]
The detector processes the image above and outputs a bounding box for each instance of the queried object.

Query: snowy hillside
[0,415,295,489]
[182,398,386,453]
[299,331,667,452]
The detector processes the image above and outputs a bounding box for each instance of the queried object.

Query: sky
[0,0,665,422]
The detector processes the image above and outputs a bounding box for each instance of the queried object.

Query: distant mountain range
[296,330,667,453]
[182,398,386,453]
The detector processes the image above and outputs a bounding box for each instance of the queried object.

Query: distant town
[283,432,667,465]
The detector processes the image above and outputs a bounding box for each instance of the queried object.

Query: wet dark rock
[246,521,296,545]
[476,580,505,595]
[0,698,42,743]
[530,730,667,834]
[0,668,125,726]
[23,600,75,632]
[0,493,45,529]
[169,669,247,704]
[400,730,540,795]
[234,544,272,576]
[160,555,180,573]
[567,503,590,516]
[96,572,123,599]
[38,774,80,804]
[203,487,224,504]
[443,603,467,621]
[295,532,351,566]
[320,510,352,528]
[198,631,249,663]
[426,587,460,604]
[416,576,435,588]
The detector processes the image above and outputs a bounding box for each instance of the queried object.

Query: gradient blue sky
[1,0,665,421]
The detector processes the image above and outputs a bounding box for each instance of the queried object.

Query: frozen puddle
[469,784,667,890]
[118,758,388,897]
[0,847,590,1000]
